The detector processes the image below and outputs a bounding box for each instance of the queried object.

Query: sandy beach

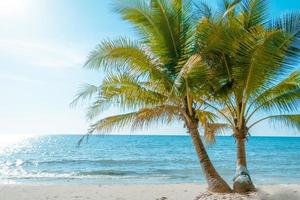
[0,184,299,200]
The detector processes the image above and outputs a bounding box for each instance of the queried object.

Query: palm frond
[131,105,178,130]
[195,105,229,143]
[240,0,268,29]
[88,105,179,133]
[174,54,202,86]
[85,99,110,120]
[221,0,241,19]
[252,71,300,104]
[101,72,168,109]
[171,0,183,11]
[89,112,139,133]
[204,123,229,143]
[193,1,214,19]
[85,38,162,76]
[83,72,170,121]
[245,71,300,120]
[271,12,300,67]
[270,114,300,131]
[249,114,300,131]
[114,0,194,69]
[196,109,218,125]
[258,88,300,113]
[70,84,100,107]
[232,27,298,101]
[113,0,161,40]
[150,0,179,58]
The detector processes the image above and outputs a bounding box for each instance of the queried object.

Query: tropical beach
[1,184,300,200]
[1,0,300,199]
[0,135,299,199]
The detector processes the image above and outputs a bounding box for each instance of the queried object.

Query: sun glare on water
[0,134,36,154]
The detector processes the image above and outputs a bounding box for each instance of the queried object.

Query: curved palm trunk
[233,137,256,193]
[188,123,232,193]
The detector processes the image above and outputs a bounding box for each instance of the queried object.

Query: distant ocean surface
[0,135,299,185]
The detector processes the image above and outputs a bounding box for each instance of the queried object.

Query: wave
[0,170,139,179]
[153,168,200,174]
[0,156,197,169]
[77,170,138,176]
[47,159,154,165]
[5,159,157,166]
[0,168,193,179]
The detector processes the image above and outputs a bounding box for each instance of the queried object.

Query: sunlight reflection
[0,134,37,155]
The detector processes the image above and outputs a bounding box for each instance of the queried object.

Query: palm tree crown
[186,0,300,193]
[72,0,300,194]
[72,0,232,193]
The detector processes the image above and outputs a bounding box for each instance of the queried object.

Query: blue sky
[0,0,299,136]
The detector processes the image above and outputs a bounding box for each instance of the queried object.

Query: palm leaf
[193,1,213,19]
[245,71,300,121]
[113,0,161,40]
[82,72,170,121]
[221,0,241,19]
[271,12,300,67]
[250,114,300,131]
[89,105,178,133]
[85,38,163,77]
[151,0,179,59]
[270,115,300,131]
[251,71,300,104]
[204,123,229,143]
[89,112,139,133]
[70,84,100,107]
[240,0,268,29]
[101,73,168,109]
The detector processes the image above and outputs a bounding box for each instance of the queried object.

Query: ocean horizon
[0,135,299,185]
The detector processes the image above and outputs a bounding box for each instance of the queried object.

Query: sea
[0,135,299,185]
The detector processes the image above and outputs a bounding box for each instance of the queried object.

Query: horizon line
[6,133,299,137]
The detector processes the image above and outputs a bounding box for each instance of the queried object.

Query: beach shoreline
[0,183,299,200]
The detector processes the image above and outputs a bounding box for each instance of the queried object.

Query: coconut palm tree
[72,0,232,193]
[188,0,300,193]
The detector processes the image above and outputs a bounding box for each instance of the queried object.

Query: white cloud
[0,73,45,84]
[0,0,31,19]
[0,39,86,69]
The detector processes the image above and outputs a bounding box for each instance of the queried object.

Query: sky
[0,0,300,136]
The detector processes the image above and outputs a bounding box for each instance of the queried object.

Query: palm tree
[188,0,300,193]
[72,0,232,193]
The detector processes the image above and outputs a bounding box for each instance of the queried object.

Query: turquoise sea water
[0,135,299,185]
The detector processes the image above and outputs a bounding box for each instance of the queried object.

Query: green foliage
[240,0,268,29]
[74,0,213,137]
[70,84,100,107]
[88,105,178,133]
[85,38,169,82]
[186,0,300,137]
[269,115,300,131]
[73,0,300,141]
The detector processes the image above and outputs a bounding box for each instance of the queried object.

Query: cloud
[0,73,46,84]
[0,39,86,69]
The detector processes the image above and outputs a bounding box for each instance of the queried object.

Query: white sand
[0,184,299,200]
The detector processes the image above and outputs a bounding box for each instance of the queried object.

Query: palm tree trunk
[188,122,232,193]
[233,137,256,193]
